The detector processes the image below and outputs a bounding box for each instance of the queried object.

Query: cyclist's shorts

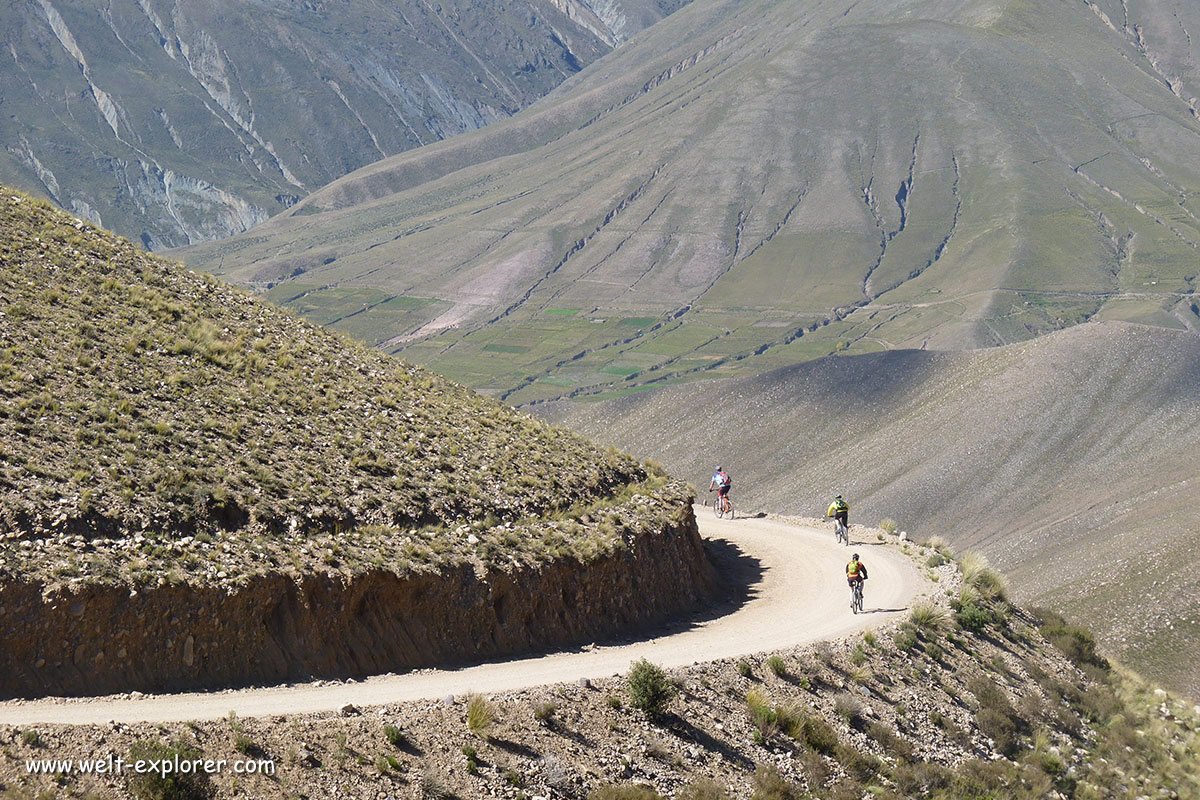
[718,485,729,496]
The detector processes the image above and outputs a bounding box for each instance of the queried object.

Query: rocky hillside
[2,536,1197,800]
[179,0,1200,403]
[0,187,716,696]
[539,321,1200,699]
[0,0,690,249]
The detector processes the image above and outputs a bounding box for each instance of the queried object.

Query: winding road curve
[0,511,924,725]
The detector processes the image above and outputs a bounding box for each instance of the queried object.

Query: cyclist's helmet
[852,553,860,560]
[835,494,843,500]
[715,466,722,471]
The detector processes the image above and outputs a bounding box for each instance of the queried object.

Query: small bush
[765,655,787,676]
[800,715,839,754]
[895,626,919,652]
[751,764,799,800]
[1031,608,1109,671]
[959,551,1007,599]
[534,701,557,725]
[834,692,863,726]
[910,602,949,635]
[955,602,995,632]
[627,658,676,720]
[466,693,498,737]
[126,739,212,800]
[420,775,456,800]
[835,742,882,782]
[383,724,408,748]
[849,645,867,666]
[924,536,953,558]
[862,629,877,647]
[867,720,914,760]
[20,729,41,747]
[924,641,944,662]
[925,551,947,567]
[736,659,753,678]
[747,689,778,739]
[879,518,898,534]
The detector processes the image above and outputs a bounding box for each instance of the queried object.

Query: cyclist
[827,494,849,536]
[846,553,868,609]
[709,466,732,511]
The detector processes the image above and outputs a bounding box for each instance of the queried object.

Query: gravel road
[0,510,923,725]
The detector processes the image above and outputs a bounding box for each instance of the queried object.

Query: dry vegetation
[0,187,671,589]
[2,541,1196,800]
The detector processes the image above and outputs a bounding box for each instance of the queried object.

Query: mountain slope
[0,0,689,249]
[0,186,717,697]
[538,321,1200,698]
[179,0,1200,403]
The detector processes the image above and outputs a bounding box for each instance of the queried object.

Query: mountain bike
[850,579,864,614]
[713,491,734,519]
[834,518,849,546]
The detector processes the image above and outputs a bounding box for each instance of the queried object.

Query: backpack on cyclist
[833,497,847,512]
[718,471,731,489]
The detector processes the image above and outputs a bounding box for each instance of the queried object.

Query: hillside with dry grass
[3,537,1197,800]
[540,322,1200,698]
[0,187,672,584]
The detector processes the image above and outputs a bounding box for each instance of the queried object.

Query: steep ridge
[179,0,1200,403]
[538,322,1200,698]
[0,0,689,249]
[0,188,716,697]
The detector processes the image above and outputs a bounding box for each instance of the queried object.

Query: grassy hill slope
[180,0,1200,403]
[539,322,1200,697]
[0,186,667,586]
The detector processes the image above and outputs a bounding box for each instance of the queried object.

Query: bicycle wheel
[725,499,734,519]
[713,497,723,518]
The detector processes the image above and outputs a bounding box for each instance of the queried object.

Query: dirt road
[0,511,924,725]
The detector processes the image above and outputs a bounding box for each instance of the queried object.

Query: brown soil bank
[0,499,715,699]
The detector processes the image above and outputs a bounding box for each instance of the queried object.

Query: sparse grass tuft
[879,518,898,534]
[465,693,498,737]
[765,655,787,677]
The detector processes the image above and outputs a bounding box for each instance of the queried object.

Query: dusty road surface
[0,511,924,725]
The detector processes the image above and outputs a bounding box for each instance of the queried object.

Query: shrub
[799,715,839,754]
[1031,608,1109,671]
[736,659,753,678]
[924,536,953,558]
[765,655,787,677]
[747,689,778,739]
[895,626,919,652]
[534,701,557,726]
[867,720,914,760]
[959,551,1008,599]
[751,764,799,800]
[466,693,498,737]
[19,729,41,747]
[627,658,676,720]
[835,742,882,782]
[955,602,995,632]
[834,692,864,727]
[383,724,408,748]
[910,602,949,634]
[879,518,898,534]
[126,739,212,800]
[926,551,947,567]
[849,645,867,666]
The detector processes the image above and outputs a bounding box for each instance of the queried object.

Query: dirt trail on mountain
[0,511,924,725]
